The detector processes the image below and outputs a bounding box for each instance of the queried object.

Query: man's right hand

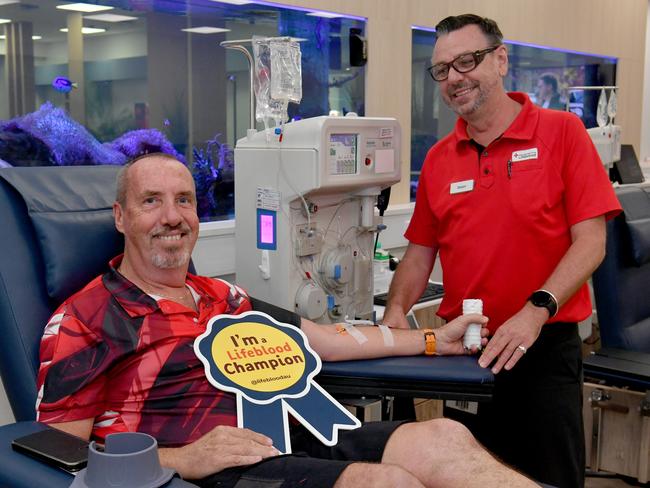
[382,307,411,329]
[159,425,280,480]
[380,243,438,330]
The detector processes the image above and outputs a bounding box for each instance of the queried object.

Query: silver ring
[517,345,527,354]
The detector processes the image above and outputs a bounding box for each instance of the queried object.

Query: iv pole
[220,39,256,132]
[220,37,305,135]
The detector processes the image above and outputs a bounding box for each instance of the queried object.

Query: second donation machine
[235,115,401,324]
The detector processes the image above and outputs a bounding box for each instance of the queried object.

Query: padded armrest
[0,422,200,487]
[0,421,73,487]
[319,356,494,402]
[321,355,493,383]
[584,347,650,390]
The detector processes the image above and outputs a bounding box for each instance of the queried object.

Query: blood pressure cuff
[249,296,303,329]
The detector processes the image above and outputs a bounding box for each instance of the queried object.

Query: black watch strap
[528,289,558,318]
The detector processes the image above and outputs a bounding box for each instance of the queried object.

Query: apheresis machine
[234,115,401,324]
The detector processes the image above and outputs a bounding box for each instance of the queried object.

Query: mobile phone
[12,426,89,473]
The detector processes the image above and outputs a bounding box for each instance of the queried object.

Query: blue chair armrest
[0,421,74,487]
[0,422,201,487]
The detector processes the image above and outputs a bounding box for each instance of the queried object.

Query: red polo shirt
[406,92,621,332]
[36,255,252,446]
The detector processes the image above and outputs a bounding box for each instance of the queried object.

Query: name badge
[450,179,474,194]
[511,148,538,162]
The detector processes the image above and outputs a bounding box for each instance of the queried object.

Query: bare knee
[421,418,476,447]
[334,463,424,488]
[385,418,476,456]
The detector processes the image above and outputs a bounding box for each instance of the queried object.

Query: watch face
[531,291,551,306]
[530,290,557,317]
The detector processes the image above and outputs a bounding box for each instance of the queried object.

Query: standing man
[536,73,564,110]
[383,14,621,488]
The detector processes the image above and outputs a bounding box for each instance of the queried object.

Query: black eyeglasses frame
[427,45,502,82]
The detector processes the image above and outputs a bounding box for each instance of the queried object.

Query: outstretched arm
[302,313,488,361]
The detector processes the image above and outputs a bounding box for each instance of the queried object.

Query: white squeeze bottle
[462,299,483,351]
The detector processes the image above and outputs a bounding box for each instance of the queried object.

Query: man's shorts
[195,420,406,488]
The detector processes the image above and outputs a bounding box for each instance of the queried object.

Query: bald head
[116,153,193,207]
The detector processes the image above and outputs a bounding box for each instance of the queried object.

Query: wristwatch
[528,289,558,318]
[423,329,437,355]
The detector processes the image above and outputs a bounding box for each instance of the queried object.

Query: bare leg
[381,419,538,488]
[334,463,424,488]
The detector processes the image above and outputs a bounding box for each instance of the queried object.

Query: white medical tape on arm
[343,323,368,345]
[377,323,395,347]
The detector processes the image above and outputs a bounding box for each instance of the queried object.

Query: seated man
[35,153,535,487]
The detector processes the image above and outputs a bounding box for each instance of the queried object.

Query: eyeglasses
[427,45,501,82]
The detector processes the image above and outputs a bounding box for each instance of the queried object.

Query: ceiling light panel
[83,13,138,22]
[56,3,113,13]
[182,26,230,34]
[60,26,106,34]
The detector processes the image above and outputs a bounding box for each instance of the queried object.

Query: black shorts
[449,322,585,488]
[194,421,406,488]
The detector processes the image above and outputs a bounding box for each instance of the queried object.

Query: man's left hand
[478,303,548,373]
[436,313,489,355]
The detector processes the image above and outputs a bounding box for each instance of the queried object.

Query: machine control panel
[328,134,358,175]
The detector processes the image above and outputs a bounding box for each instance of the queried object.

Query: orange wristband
[423,328,437,355]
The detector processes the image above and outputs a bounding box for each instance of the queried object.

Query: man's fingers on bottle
[462,313,487,322]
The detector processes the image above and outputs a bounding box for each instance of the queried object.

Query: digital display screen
[260,214,274,244]
[256,209,277,250]
[328,133,358,175]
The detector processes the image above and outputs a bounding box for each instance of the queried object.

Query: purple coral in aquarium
[1,102,126,166]
[108,129,187,164]
[0,104,187,168]
[191,134,234,221]
[192,146,219,220]
[0,126,56,167]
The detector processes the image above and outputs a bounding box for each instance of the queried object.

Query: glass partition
[0,1,367,221]
[411,27,617,200]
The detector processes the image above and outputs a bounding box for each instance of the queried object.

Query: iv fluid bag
[596,89,608,127]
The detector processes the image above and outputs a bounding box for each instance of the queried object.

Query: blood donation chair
[591,186,650,369]
[0,166,558,487]
[587,185,650,482]
[0,165,197,487]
